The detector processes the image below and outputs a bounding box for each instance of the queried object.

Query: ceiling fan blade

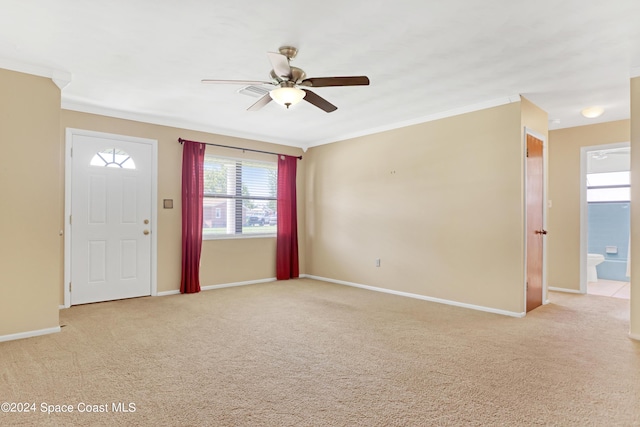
[302,89,337,113]
[202,79,272,85]
[247,93,273,111]
[267,52,292,80]
[300,76,370,87]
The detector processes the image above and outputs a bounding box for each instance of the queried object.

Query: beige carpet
[1,278,639,426]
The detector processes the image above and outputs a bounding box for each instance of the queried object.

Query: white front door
[69,131,154,305]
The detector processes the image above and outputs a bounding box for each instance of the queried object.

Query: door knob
[143,230,150,235]
[535,229,548,235]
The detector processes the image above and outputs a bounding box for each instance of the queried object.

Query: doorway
[64,129,158,307]
[525,130,547,312]
[580,142,630,299]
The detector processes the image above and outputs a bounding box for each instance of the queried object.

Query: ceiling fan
[202,46,370,113]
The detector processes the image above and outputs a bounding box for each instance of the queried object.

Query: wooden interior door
[526,133,545,312]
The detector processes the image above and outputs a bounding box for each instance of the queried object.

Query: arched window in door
[90,148,136,169]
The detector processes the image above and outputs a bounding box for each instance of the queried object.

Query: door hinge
[69,215,72,225]
[69,282,72,292]
[526,148,529,157]
[526,280,528,290]
[70,147,73,157]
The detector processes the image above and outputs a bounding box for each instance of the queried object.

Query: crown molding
[52,69,72,90]
[61,94,522,152]
[307,94,522,148]
[61,98,305,149]
[0,57,71,90]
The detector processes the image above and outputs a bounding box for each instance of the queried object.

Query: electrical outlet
[375,258,381,267]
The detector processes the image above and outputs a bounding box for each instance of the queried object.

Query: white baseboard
[548,287,582,294]
[157,290,180,296]
[157,277,278,296]
[200,277,277,291]
[629,332,640,341]
[304,275,525,318]
[0,326,61,343]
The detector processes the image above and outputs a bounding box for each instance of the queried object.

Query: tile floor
[587,279,630,299]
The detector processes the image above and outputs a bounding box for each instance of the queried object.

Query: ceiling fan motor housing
[270,66,306,84]
[278,46,298,60]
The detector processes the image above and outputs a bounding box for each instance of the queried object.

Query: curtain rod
[178,138,302,160]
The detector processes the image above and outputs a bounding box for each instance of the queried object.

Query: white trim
[200,277,277,291]
[579,141,630,294]
[304,275,525,318]
[63,131,72,308]
[64,128,158,308]
[307,94,522,148]
[523,128,548,313]
[548,287,583,294]
[629,332,640,341]
[150,137,159,298]
[203,233,276,241]
[61,95,521,151]
[0,326,61,343]
[0,56,72,89]
[580,146,587,294]
[156,277,278,296]
[157,290,181,296]
[61,101,304,149]
[59,305,66,310]
[52,69,72,90]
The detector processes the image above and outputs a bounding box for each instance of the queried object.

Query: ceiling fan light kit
[269,83,306,109]
[202,46,370,112]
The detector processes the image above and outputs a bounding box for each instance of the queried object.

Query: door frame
[579,141,630,294]
[523,127,548,313]
[63,128,158,308]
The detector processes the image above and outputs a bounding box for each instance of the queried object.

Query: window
[202,154,277,238]
[587,171,630,202]
[90,148,136,169]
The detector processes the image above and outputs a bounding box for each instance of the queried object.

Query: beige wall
[60,110,305,299]
[547,120,630,291]
[521,97,549,142]
[0,63,306,339]
[305,101,534,314]
[630,77,640,339]
[16,59,639,339]
[0,69,61,336]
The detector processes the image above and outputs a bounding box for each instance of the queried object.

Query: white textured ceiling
[1,0,639,149]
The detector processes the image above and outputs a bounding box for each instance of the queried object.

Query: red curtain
[180,140,206,293]
[276,155,299,280]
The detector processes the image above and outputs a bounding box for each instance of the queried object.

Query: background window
[203,154,277,237]
[587,171,630,202]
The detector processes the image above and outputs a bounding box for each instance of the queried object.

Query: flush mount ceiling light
[269,84,306,109]
[581,106,605,118]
